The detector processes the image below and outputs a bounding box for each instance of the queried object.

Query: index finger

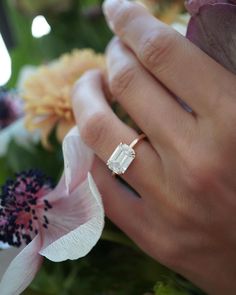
[103,0,236,116]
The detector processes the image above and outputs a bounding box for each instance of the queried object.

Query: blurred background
[0,0,189,89]
[0,1,205,294]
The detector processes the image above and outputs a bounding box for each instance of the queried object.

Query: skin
[72,0,236,294]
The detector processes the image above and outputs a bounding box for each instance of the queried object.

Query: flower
[0,89,23,130]
[0,127,104,295]
[22,49,105,149]
[0,119,40,157]
[0,89,36,157]
[185,0,236,74]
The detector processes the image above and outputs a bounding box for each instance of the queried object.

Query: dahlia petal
[37,116,58,150]
[0,235,43,295]
[62,127,94,193]
[39,173,104,262]
[186,3,236,75]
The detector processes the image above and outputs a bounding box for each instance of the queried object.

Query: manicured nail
[103,0,138,32]
[103,0,123,25]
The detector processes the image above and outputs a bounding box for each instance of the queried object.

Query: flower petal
[62,127,94,193]
[0,242,10,250]
[0,235,43,295]
[186,3,236,75]
[0,247,22,280]
[39,173,104,262]
[56,119,74,143]
[41,173,67,203]
[185,0,228,15]
[44,127,94,203]
[0,119,39,157]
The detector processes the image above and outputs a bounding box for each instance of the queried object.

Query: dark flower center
[0,170,54,247]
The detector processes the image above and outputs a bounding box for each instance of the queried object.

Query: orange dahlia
[22,49,105,148]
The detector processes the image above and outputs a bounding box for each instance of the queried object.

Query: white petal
[62,127,94,193]
[39,173,104,262]
[0,246,22,280]
[0,242,10,250]
[0,119,40,157]
[42,127,93,204]
[0,235,43,295]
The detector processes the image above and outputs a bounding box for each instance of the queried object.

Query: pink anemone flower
[0,127,104,295]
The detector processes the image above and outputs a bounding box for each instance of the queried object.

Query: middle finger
[106,38,195,152]
[103,0,236,116]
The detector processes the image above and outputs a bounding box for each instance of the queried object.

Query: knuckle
[80,112,110,148]
[110,66,136,98]
[139,28,176,72]
[183,156,221,193]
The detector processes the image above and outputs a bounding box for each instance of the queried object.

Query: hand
[72,0,236,294]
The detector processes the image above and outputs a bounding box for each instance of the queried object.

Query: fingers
[103,0,236,116]
[72,69,163,199]
[92,157,147,239]
[92,158,170,259]
[106,38,196,151]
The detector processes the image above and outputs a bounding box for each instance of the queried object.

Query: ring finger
[72,69,163,199]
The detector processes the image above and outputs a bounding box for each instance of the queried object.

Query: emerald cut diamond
[107,143,135,175]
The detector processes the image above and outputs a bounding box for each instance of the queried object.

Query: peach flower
[22,49,105,148]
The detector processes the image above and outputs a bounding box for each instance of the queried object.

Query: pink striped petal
[39,173,104,262]
[62,127,94,193]
[41,173,67,204]
[0,235,43,295]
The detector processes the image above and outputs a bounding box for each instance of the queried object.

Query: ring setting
[107,134,146,175]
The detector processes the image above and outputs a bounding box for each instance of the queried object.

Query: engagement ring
[107,134,146,175]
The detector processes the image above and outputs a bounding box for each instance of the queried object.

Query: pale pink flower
[0,127,104,295]
[0,89,23,130]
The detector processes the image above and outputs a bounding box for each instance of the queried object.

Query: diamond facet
[107,143,135,175]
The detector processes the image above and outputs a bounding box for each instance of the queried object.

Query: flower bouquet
[0,0,235,294]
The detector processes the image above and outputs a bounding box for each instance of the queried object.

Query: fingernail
[103,0,123,26]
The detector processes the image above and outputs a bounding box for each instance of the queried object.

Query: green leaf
[0,137,63,186]
[154,282,190,295]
